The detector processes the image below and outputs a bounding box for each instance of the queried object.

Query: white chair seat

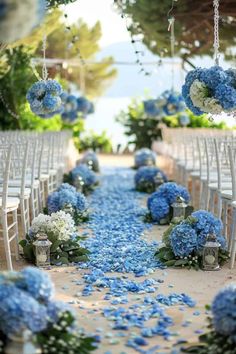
[7,179,39,189]
[220,190,233,199]
[0,187,31,198]
[0,197,19,209]
[208,182,232,191]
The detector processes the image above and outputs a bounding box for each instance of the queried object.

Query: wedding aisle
[47,165,236,354]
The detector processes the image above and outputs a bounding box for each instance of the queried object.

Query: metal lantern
[75,175,84,192]
[154,172,165,188]
[171,196,188,219]
[33,233,51,268]
[202,233,220,271]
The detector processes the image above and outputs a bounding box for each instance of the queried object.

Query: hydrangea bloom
[0,0,46,44]
[149,196,170,222]
[160,90,186,116]
[47,186,88,214]
[154,182,190,205]
[182,66,236,115]
[134,166,167,190]
[47,300,75,323]
[77,96,94,117]
[170,223,198,257]
[61,94,78,123]
[0,285,48,335]
[16,267,54,303]
[143,99,162,117]
[192,210,222,236]
[29,211,76,241]
[57,182,76,193]
[26,79,64,118]
[71,164,97,187]
[134,148,156,168]
[81,152,100,172]
[212,285,236,340]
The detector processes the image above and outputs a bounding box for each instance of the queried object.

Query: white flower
[190,79,223,114]
[30,211,76,242]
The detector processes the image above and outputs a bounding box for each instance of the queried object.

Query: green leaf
[19,239,27,247]
[164,259,176,266]
[174,259,189,266]
[22,244,35,262]
[50,240,62,253]
[70,255,88,263]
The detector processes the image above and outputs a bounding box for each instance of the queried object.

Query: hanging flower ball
[26,79,64,118]
[159,90,186,116]
[178,113,190,127]
[143,99,162,118]
[182,66,236,115]
[0,0,46,44]
[134,148,156,168]
[61,94,79,124]
[77,96,94,117]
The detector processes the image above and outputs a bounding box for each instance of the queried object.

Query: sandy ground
[1,154,235,354]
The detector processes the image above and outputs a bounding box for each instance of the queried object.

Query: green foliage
[47,0,76,8]
[76,130,113,153]
[116,99,162,149]
[120,0,236,61]
[19,233,90,265]
[36,311,96,354]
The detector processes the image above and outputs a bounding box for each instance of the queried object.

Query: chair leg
[222,200,228,237]
[217,193,222,219]
[30,191,35,220]
[2,211,13,270]
[208,190,215,214]
[230,208,236,269]
[13,209,19,261]
[20,198,27,236]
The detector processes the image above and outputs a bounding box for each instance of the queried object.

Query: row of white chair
[153,128,236,268]
[0,130,72,270]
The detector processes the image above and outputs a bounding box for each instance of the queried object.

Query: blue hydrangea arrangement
[0,267,95,353]
[134,166,167,193]
[155,210,228,270]
[182,66,236,115]
[77,96,94,117]
[70,164,98,194]
[61,94,79,123]
[134,148,156,168]
[0,0,46,44]
[26,79,64,118]
[81,151,100,172]
[147,182,190,223]
[159,90,186,116]
[47,183,88,223]
[180,285,236,353]
[143,99,162,117]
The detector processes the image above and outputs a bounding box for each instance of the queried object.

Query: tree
[119,0,236,65]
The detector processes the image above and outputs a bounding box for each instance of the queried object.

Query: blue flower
[61,94,79,123]
[81,152,99,172]
[0,285,48,335]
[134,148,156,168]
[179,114,190,127]
[135,166,167,186]
[57,183,76,193]
[143,99,161,117]
[212,285,236,340]
[154,182,190,205]
[16,267,54,303]
[47,187,87,214]
[47,300,75,323]
[192,210,222,236]
[170,223,197,257]
[160,90,186,116]
[71,164,97,187]
[215,84,236,111]
[77,96,94,117]
[149,197,170,222]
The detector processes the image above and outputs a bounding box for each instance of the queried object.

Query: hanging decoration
[143,99,162,118]
[26,34,65,119]
[0,0,46,44]
[61,94,78,123]
[77,96,94,118]
[182,0,236,116]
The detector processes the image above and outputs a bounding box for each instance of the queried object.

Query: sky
[66,0,130,48]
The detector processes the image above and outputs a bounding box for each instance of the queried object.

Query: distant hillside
[97,41,183,98]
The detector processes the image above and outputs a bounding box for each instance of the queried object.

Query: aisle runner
[79,168,196,353]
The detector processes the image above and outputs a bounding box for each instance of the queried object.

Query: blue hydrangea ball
[170,223,198,257]
[149,196,170,222]
[160,90,186,116]
[154,182,190,205]
[47,186,88,214]
[143,99,162,117]
[71,164,97,187]
[135,166,167,191]
[134,148,156,168]
[212,285,236,340]
[61,94,79,123]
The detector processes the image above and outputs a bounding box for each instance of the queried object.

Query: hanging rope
[213,0,220,65]
[42,33,48,81]
[168,17,175,90]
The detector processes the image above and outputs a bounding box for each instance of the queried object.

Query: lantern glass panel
[33,234,51,268]
[202,234,220,271]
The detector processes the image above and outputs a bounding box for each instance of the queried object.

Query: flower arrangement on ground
[80,151,100,172]
[159,90,186,116]
[26,80,64,118]
[61,94,79,123]
[155,210,228,270]
[175,285,236,354]
[0,267,96,353]
[134,148,156,168]
[20,210,89,265]
[0,0,46,44]
[65,164,98,194]
[134,166,168,193]
[47,183,89,224]
[147,182,190,224]
[182,66,236,115]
